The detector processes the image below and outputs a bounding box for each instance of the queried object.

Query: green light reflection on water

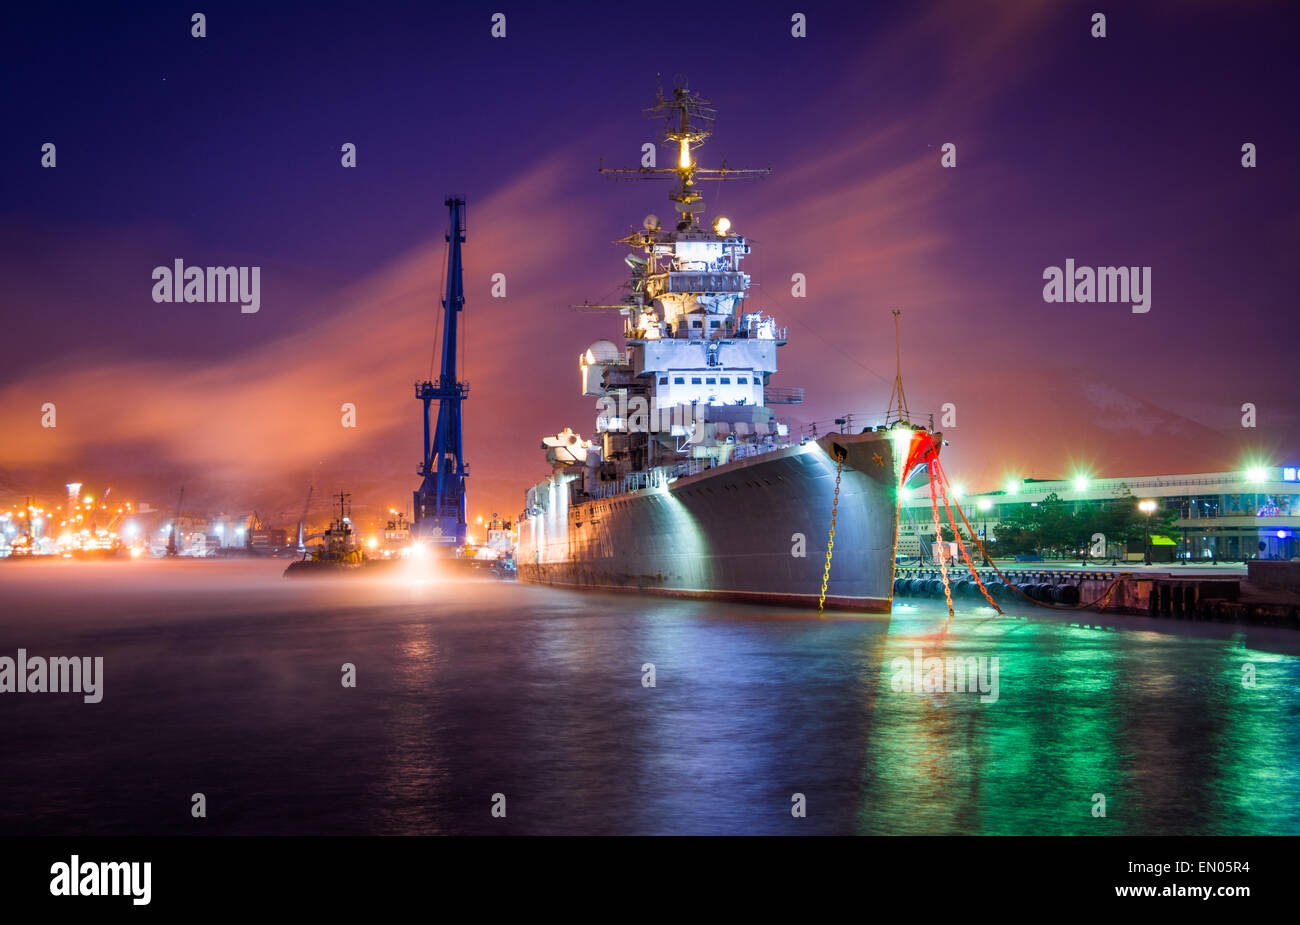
[856,607,1300,835]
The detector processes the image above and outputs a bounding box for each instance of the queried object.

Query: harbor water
[1,558,1297,835]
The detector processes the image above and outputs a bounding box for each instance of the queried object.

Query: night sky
[3,0,1297,526]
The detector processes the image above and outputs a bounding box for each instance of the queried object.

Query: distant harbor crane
[295,485,314,553]
[166,487,184,557]
[413,197,470,548]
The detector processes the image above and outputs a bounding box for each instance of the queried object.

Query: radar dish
[584,340,620,364]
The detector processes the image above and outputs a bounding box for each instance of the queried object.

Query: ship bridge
[575,78,789,472]
[644,229,752,331]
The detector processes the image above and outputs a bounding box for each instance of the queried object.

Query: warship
[517,82,942,611]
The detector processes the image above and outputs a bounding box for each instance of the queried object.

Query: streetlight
[1138,499,1157,565]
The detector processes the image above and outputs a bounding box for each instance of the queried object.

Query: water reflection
[862,606,1300,834]
[0,559,1296,834]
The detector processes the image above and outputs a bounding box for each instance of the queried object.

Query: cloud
[3,0,1294,525]
[0,152,602,522]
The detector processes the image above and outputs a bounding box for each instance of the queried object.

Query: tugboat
[379,510,412,558]
[465,515,517,578]
[284,492,365,576]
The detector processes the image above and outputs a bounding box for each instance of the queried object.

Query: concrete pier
[893,563,1300,628]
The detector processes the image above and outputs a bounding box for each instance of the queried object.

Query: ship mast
[886,309,911,426]
[599,76,769,229]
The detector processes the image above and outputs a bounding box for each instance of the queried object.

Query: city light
[1246,467,1268,483]
[1004,480,1019,495]
[1073,476,1089,491]
[889,427,916,462]
[1138,500,1157,514]
[401,542,430,562]
[977,498,993,512]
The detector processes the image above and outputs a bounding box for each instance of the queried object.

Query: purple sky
[3,0,1298,526]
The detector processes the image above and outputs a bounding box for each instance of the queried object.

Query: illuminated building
[901,467,1300,561]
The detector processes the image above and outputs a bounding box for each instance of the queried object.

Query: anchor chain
[818,453,845,616]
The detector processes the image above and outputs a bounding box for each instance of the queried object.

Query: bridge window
[674,377,685,384]
[691,377,702,384]
[706,377,716,384]
[658,376,668,385]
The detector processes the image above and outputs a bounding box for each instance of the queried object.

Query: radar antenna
[598,76,770,228]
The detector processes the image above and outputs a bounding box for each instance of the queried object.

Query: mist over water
[1,559,1297,835]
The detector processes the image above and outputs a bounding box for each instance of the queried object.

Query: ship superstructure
[583,81,785,475]
[517,82,941,610]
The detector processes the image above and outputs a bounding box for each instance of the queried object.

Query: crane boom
[413,197,470,547]
[166,486,184,557]
[296,485,314,553]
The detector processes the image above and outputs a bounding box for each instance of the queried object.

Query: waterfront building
[900,466,1300,561]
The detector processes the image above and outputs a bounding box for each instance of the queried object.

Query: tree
[1094,485,1177,547]
[992,496,1048,556]
[986,487,1178,559]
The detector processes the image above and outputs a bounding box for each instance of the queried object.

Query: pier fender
[1052,584,1081,605]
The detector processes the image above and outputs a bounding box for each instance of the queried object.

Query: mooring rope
[925,455,1124,612]
[925,463,955,621]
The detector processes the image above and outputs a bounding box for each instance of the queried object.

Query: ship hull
[518,430,933,612]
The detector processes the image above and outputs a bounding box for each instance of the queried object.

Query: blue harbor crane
[412,197,469,548]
